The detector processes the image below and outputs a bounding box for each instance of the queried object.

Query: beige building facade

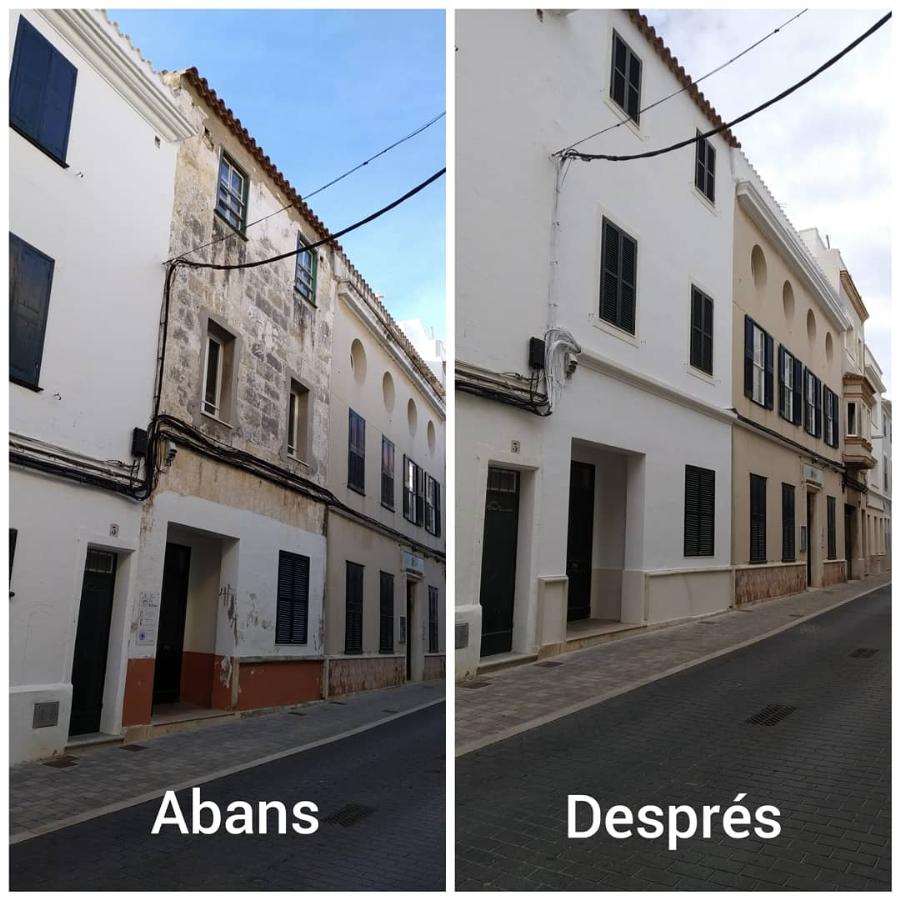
[731,157,850,605]
[324,265,446,695]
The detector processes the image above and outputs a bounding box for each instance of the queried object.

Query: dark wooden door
[479,467,520,657]
[406,583,413,680]
[69,549,117,736]
[153,543,191,706]
[566,461,595,621]
[844,505,854,580]
[806,493,813,586]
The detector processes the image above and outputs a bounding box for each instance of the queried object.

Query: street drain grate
[322,803,376,827]
[746,704,797,726]
[534,661,563,668]
[43,755,79,768]
[120,744,147,752]
[849,648,879,658]
[460,679,491,689]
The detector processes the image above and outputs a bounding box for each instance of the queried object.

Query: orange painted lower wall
[180,651,215,707]
[122,657,155,726]
[233,659,322,710]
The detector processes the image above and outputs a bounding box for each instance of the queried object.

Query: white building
[455,10,737,677]
[399,318,446,387]
[865,346,891,572]
[8,10,194,762]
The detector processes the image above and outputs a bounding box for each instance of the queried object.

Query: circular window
[825,331,834,363]
[382,371,395,411]
[751,245,767,290]
[350,339,367,383]
[427,420,436,454]
[806,308,817,344]
[782,280,794,321]
[407,398,418,434]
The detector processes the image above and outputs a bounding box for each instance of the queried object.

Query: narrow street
[11,703,445,891]
[456,586,891,891]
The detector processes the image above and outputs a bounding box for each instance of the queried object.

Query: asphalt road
[10,703,445,891]
[457,586,891,891]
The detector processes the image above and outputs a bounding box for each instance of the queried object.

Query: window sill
[746,393,769,411]
[686,364,715,386]
[381,501,395,513]
[347,483,366,497]
[690,181,717,214]
[9,376,43,393]
[293,288,317,308]
[287,452,310,468]
[10,124,69,169]
[589,313,639,347]
[201,410,233,429]
[213,208,248,241]
[602,95,642,140]
[343,649,363,656]
[378,648,395,656]
[748,558,768,565]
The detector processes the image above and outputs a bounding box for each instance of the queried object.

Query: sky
[643,8,892,393]
[110,9,446,339]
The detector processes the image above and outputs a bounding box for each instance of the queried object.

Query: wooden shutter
[827,496,837,559]
[695,135,715,202]
[428,586,439,653]
[600,220,620,326]
[10,18,77,163]
[626,49,642,122]
[434,481,442,538]
[777,346,786,418]
[610,33,640,122]
[381,436,394,507]
[620,232,637,334]
[750,474,766,563]
[781,483,795,561]
[690,288,713,375]
[402,455,411,519]
[275,551,310,644]
[764,332,774,410]
[792,357,803,425]
[415,465,425,526]
[684,465,715,557]
[344,562,363,653]
[379,571,394,654]
[743,316,754,398]
[10,233,54,388]
[705,141,716,202]
[348,410,365,491]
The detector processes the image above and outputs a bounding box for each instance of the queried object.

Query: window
[381,436,395,509]
[599,219,637,334]
[823,387,839,448]
[216,152,248,233]
[689,287,713,375]
[348,409,365,493]
[10,18,77,165]
[294,235,317,304]
[750,474,767,563]
[694,132,716,203]
[404,456,424,526]
[202,321,235,421]
[287,382,309,460]
[428,586,440,653]
[275,551,310,645]
[344,562,363,654]
[781,483,795,562]
[744,317,773,408]
[827,496,837,560]
[9,233,54,389]
[379,572,394,654]
[778,346,803,425]
[804,369,822,438]
[885,457,889,492]
[847,401,858,436]
[683,465,715,557]
[425,475,442,537]
[610,31,642,122]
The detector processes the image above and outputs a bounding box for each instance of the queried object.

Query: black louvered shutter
[10,233,55,388]
[402,455,411,519]
[792,357,803,425]
[763,333,774,409]
[744,316,754,398]
[344,562,363,654]
[684,465,715,557]
[815,377,823,438]
[428,586,439,653]
[348,409,365,491]
[620,232,637,334]
[831,391,839,448]
[275,551,309,644]
[777,346,786,418]
[600,220,620,325]
[781,483,795,561]
[690,288,713,375]
[705,141,716,201]
[827,496,836,559]
[379,571,394,654]
[434,481,441,538]
[626,50,642,122]
[10,18,77,163]
[415,465,426,526]
[750,474,767,563]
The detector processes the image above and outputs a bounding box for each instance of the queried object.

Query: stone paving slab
[10,680,444,841]
[456,574,891,754]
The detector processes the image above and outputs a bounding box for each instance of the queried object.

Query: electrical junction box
[131,427,149,458]
[529,337,546,369]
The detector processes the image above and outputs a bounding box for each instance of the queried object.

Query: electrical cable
[176,167,445,272]
[558,8,808,155]
[174,111,445,262]
[562,11,891,163]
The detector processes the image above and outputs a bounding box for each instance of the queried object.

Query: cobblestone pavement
[457,574,891,754]
[456,585,890,891]
[11,679,443,841]
[11,703,445,891]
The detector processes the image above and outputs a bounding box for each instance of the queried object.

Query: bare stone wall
[735,563,806,606]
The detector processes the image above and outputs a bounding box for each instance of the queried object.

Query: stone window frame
[195,310,242,430]
[281,369,314,468]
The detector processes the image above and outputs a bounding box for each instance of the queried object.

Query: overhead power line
[559,8,808,155]
[561,11,891,163]
[177,167,445,272]
[175,110,445,262]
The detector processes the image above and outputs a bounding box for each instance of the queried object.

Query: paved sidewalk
[457,574,890,755]
[11,680,443,842]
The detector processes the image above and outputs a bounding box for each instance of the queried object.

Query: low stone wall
[735,563,806,606]
[423,655,445,681]
[327,656,405,697]
[822,559,847,587]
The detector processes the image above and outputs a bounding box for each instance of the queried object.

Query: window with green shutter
[294,234,318,304]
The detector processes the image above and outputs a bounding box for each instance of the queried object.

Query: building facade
[8,10,194,762]
[455,9,737,677]
[731,156,850,604]
[865,347,891,574]
[325,271,446,695]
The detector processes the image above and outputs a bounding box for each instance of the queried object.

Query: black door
[406,582,414,680]
[70,549,117,736]
[566,461,595,622]
[479,467,520,657]
[806,493,813,586]
[153,543,191,706]
[845,505,854,580]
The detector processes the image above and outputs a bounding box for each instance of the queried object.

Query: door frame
[566,460,596,622]
[152,542,192,707]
